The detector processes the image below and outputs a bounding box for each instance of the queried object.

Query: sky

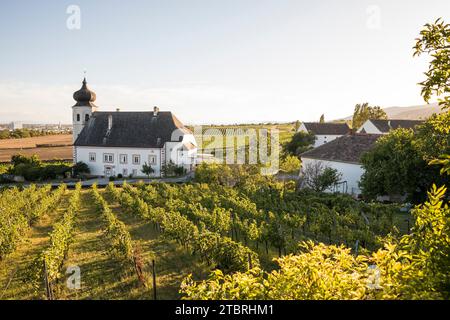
[0,0,448,125]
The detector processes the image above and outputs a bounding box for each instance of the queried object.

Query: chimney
[153,106,159,116]
[108,114,113,131]
[116,108,120,112]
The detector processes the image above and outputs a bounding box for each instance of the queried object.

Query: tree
[298,161,342,192]
[294,120,301,131]
[194,163,234,185]
[141,162,154,178]
[414,18,450,109]
[279,155,301,174]
[72,161,90,176]
[351,103,387,130]
[360,126,447,202]
[11,154,41,167]
[414,18,450,174]
[284,131,316,156]
[319,114,325,123]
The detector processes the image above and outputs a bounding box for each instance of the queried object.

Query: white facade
[356,120,383,134]
[301,157,364,196]
[298,123,343,148]
[75,146,162,177]
[75,139,197,178]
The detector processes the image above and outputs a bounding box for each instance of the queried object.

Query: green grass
[0,192,69,299]
[52,190,211,300]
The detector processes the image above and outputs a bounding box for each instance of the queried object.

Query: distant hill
[341,103,443,121]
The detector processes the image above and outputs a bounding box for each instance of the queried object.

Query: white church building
[71,78,197,178]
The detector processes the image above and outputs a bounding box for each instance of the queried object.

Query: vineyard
[0,172,414,300]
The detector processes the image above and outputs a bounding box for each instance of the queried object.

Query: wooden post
[151,259,157,300]
[248,252,253,270]
[43,260,53,300]
[354,240,359,256]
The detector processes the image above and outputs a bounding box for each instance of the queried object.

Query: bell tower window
[85,114,90,122]
[77,114,81,121]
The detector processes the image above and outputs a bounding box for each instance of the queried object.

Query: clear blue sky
[0,0,448,124]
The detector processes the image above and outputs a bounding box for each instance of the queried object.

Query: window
[148,155,157,165]
[132,169,138,177]
[132,154,140,165]
[76,114,80,121]
[89,152,96,162]
[122,168,128,176]
[103,153,114,163]
[120,154,128,164]
[85,114,90,122]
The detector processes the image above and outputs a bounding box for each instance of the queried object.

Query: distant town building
[10,121,23,130]
[71,78,197,178]
[297,122,350,148]
[356,119,424,134]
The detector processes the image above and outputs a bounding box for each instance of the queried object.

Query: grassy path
[105,191,211,300]
[58,190,133,299]
[0,193,69,300]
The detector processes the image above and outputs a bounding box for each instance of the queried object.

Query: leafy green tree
[11,154,41,167]
[414,18,450,175]
[414,18,450,109]
[360,119,448,203]
[319,114,325,123]
[72,161,90,176]
[284,131,316,156]
[351,103,387,130]
[141,162,154,178]
[194,163,234,185]
[279,155,301,174]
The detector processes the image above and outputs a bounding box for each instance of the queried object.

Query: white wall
[297,124,343,147]
[314,134,342,148]
[356,120,383,134]
[297,123,308,133]
[301,157,364,195]
[75,146,162,177]
[165,133,198,170]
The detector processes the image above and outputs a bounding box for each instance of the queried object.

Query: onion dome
[73,77,97,107]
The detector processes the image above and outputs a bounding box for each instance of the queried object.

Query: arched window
[76,114,80,121]
[85,114,90,122]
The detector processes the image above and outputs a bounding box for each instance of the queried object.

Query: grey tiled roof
[300,134,381,164]
[302,122,350,135]
[369,119,424,133]
[74,111,191,148]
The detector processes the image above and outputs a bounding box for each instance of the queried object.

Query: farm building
[299,134,381,196]
[356,119,423,134]
[297,122,350,148]
[72,78,197,178]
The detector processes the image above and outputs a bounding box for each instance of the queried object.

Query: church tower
[72,77,97,142]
